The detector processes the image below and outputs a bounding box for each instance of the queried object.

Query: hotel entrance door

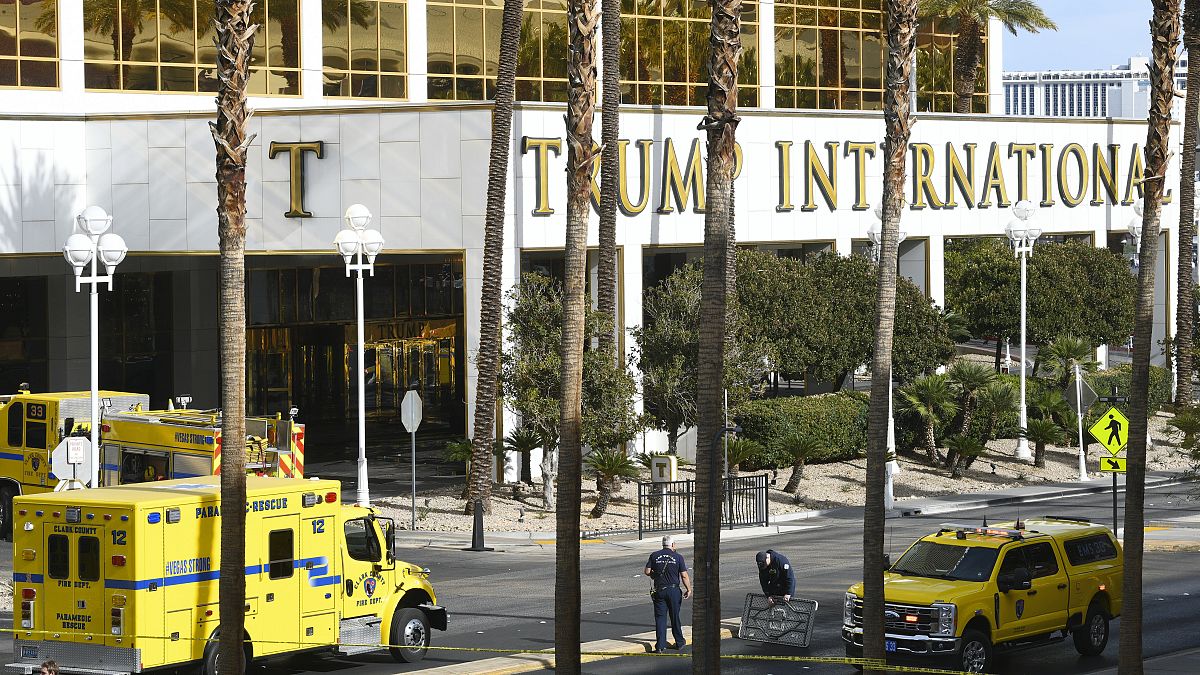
[348,336,456,429]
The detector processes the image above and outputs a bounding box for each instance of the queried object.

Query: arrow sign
[1098,457,1127,473]
[1088,406,1129,456]
[402,390,423,433]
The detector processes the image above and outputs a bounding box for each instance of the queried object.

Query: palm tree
[1024,418,1063,469]
[556,0,600,667]
[898,374,959,464]
[976,380,1018,441]
[694,0,744,665]
[777,430,822,494]
[505,426,542,485]
[945,434,985,478]
[941,308,973,344]
[723,438,763,477]
[443,438,474,499]
[1177,0,1200,408]
[596,0,621,355]
[584,448,638,517]
[948,360,997,436]
[862,4,919,672]
[918,0,1056,113]
[1123,4,1181,670]
[1168,407,1200,450]
[1042,335,1099,389]
[466,0,526,516]
[212,1,256,672]
[1028,388,1071,427]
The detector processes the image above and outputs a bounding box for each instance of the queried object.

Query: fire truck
[0,387,304,539]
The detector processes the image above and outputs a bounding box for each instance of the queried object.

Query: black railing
[637,474,769,539]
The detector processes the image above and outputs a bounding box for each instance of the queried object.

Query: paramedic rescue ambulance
[0,388,305,538]
[7,476,446,674]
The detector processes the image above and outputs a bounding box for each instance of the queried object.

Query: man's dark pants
[652,586,684,651]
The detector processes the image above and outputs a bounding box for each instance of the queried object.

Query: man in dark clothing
[756,549,796,604]
[644,535,691,653]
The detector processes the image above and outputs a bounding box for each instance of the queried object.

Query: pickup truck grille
[851,599,937,635]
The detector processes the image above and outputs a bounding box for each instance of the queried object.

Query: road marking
[412,618,742,674]
[531,538,607,545]
[1144,526,1169,532]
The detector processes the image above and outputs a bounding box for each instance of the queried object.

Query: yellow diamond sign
[1089,407,1129,456]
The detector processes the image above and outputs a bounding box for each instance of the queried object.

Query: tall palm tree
[556,0,600,667]
[861,5,918,672]
[898,374,958,464]
[1042,335,1099,389]
[1122,3,1180,672]
[466,0,526,516]
[212,1,256,672]
[948,360,997,436]
[694,0,744,666]
[1177,0,1200,407]
[918,0,1056,113]
[596,0,621,355]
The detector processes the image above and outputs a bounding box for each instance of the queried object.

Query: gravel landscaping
[375,414,1194,535]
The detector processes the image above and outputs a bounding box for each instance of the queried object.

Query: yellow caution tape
[1,627,972,674]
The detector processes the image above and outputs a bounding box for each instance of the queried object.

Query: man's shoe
[669,640,686,650]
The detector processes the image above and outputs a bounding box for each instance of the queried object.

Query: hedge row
[733,392,868,469]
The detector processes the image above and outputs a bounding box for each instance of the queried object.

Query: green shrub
[734,392,868,469]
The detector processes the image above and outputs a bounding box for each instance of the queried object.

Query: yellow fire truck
[7,476,446,674]
[0,389,305,538]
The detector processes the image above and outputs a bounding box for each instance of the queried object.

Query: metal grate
[739,593,818,648]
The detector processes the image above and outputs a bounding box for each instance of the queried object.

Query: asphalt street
[237,482,1200,675]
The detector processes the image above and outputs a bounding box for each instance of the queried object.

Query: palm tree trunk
[951,14,982,114]
[520,450,533,484]
[1176,0,1200,407]
[667,425,679,455]
[864,4,917,674]
[784,460,803,493]
[694,0,742,669]
[590,477,611,517]
[924,422,937,464]
[1121,3,1180,673]
[466,0,524,516]
[1034,440,1046,468]
[212,1,256,672]
[597,0,620,355]
[556,0,599,668]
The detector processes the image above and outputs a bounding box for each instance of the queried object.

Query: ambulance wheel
[0,486,13,540]
[201,636,253,675]
[389,608,430,663]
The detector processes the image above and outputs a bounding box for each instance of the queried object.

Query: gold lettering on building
[911,143,944,209]
[268,141,324,218]
[776,141,794,211]
[522,137,563,215]
[617,139,653,215]
[945,143,976,209]
[1091,144,1120,205]
[658,138,706,214]
[1039,143,1055,207]
[1008,143,1037,202]
[803,141,838,212]
[1058,143,1089,207]
[979,143,1010,208]
[1124,144,1144,205]
[845,141,877,210]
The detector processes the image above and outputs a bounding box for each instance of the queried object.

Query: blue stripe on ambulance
[98,557,341,590]
[13,573,44,584]
[0,452,24,462]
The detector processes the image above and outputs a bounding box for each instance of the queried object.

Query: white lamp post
[335,204,385,507]
[869,204,906,510]
[62,206,128,488]
[1127,202,1144,271]
[1006,200,1041,462]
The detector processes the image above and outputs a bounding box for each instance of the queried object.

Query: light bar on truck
[936,523,1024,540]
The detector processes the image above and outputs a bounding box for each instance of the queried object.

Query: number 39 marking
[311,519,325,534]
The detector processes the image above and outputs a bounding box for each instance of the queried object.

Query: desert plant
[1024,417,1064,468]
[584,448,639,517]
[1168,407,1200,450]
[776,429,823,494]
[505,426,542,485]
[723,438,765,477]
[898,374,959,464]
[1029,388,1072,427]
[976,380,1019,440]
[946,434,986,478]
[948,360,998,437]
[1042,335,1099,388]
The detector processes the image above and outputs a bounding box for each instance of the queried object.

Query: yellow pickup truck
[843,517,1122,673]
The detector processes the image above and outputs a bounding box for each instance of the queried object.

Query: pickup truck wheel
[958,629,992,674]
[389,607,430,663]
[1073,603,1109,656]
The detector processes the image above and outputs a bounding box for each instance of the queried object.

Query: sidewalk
[1093,647,1200,674]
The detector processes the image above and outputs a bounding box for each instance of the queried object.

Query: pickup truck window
[1064,534,1118,565]
[1024,542,1060,578]
[891,541,999,581]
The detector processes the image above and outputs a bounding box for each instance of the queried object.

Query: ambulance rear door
[43,516,106,643]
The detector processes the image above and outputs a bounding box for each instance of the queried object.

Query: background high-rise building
[1003,56,1188,119]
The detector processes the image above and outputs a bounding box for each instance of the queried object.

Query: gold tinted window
[82,0,300,95]
[774,1,987,112]
[323,0,408,98]
[0,0,58,88]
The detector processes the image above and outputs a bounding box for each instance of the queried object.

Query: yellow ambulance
[7,477,446,674]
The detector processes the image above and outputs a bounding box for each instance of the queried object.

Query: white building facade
[1004,57,1189,119]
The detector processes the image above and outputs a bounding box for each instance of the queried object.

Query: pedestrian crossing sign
[1089,407,1129,456]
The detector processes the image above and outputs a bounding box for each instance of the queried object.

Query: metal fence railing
[637,474,769,539]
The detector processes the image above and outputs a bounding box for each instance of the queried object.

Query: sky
[1003,0,1153,72]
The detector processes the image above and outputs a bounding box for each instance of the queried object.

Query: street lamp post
[62,206,128,488]
[1127,202,1144,271]
[869,205,906,510]
[335,204,385,507]
[1006,200,1041,462]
